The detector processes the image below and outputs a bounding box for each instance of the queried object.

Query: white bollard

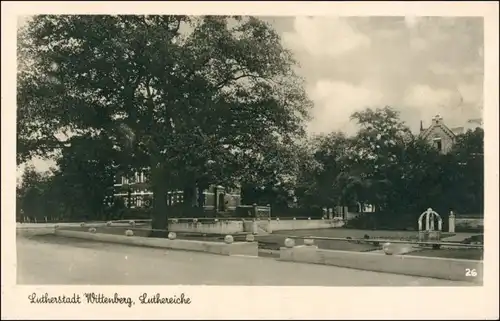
[284,238,295,248]
[125,229,134,237]
[168,232,177,240]
[382,242,394,255]
[224,235,234,244]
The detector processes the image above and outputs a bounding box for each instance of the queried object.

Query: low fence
[279,245,483,283]
[17,217,346,235]
[278,234,483,283]
[170,217,345,234]
[168,220,244,234]
[168,217,345,234]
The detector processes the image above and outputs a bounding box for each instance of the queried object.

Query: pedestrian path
[441,232,481,242]
[17,235,472,286]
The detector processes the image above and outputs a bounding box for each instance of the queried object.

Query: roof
[419,115,457,141]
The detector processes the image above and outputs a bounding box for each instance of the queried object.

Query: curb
[54,229,259,257]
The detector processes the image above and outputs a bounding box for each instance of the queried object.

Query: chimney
[420,120,423,132]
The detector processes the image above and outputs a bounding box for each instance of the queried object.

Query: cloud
[282,17,371,57]
[280,16,483,133]
[307,80,384,135]
[403,84,481,128]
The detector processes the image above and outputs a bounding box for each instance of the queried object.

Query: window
[433,137,442,152]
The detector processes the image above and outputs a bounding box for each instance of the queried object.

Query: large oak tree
[17,15,312,235]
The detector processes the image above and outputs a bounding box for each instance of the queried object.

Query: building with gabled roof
[419,114,483,154]
[419,114,457,154]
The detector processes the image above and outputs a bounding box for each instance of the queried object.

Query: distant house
[419,115,483,154]
[419,114,457,154]
[108,169,241,211]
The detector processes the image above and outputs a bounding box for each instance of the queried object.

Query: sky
[265,16,484,135]
[17,15,484,175]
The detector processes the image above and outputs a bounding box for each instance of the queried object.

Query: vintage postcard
[2,1,499,319]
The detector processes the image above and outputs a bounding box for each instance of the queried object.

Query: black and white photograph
[3,1,499,319]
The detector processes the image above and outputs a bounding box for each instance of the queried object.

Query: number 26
[465,268,477,277]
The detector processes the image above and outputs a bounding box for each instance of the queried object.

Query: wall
[280,246,483,283]
[269,219,345,231]
[168,220,244,234]
[54,230,258,257]
[169,219,345,234]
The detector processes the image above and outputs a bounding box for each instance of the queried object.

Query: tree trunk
[149,167,169,238]
[183,186,196,207]
[197,184,207,208]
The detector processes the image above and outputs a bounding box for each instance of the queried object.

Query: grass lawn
[271,228,455,240]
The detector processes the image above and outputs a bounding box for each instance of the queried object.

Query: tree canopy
[17,15,313,232]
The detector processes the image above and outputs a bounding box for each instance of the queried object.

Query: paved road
[16,235,472,286]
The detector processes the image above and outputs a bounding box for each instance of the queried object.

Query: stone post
[448,211,455,233]
[251,220,258,235]
[252,203,258,219]
[328,208,333,220]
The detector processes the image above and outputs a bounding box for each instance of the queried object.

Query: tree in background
[17,15,312,234]
[448,127,484,214]
[16,165,57,222]
[296,106,484,229]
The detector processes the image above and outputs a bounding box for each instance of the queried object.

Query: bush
[344,212,418,231]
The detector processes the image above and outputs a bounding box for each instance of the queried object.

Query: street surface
[16,235,472,286]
